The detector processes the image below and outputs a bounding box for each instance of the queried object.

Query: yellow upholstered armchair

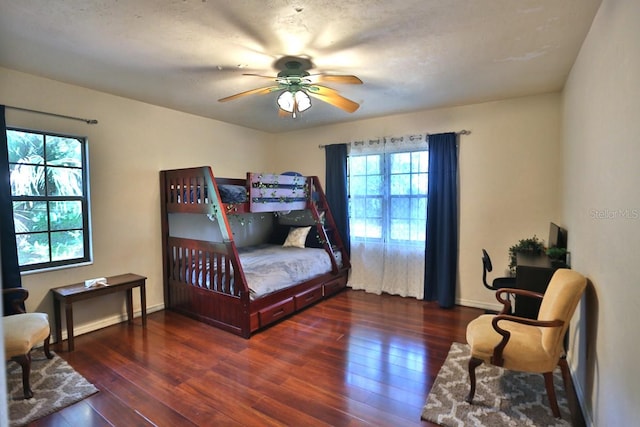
[465,269,586,418]
[3,287,53,399]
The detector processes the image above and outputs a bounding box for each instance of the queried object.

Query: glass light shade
[294,90,311,112]
[277,90,311,113]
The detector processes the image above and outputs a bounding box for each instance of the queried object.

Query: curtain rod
[318,129,470,149]
[5,105,98,125]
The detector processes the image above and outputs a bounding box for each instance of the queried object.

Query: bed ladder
[308,176,351,272]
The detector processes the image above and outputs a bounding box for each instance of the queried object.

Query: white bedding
[240,244,333,298]
[194,244,341,299]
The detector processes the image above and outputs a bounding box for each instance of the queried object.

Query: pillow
[217,184,247,204]
[283,226,311,248]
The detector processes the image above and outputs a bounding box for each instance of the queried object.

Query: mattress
[193,244,342,299]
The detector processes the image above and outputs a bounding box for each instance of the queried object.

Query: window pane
[46,136,82,167]
[50,201,83,230]
[47,166,82,196]
[366,175,383,195]
[390,197,410,218]
[390,174,410,195]
[365,197,382,218]
[351,197,366,218]
[390,152,411,174]
[13,201,48,233]
[51,230,84,261]
[16,233,50,266]
[390,219,409,240]
[412,173,428,194]
[412,151,428,173]
[350,176,366,196]
[6,130,44,164]
[10,164,45,196]
[350,156,367,175]
[412,197,427,220]
[366,155,381,175]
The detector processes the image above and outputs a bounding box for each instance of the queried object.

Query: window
[7,128,91,271]
[349,149,428,244]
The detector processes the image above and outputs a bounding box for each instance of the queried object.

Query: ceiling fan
[218,56,363,118]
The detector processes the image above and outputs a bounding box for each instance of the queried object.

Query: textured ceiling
[0,0,601,133]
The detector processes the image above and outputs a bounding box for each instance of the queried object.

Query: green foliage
[546,246,567,260]
[7,129,86,268]
[508,235,545,274]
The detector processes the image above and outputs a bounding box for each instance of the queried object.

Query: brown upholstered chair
[465,269,586,418]
[3,287,53,399]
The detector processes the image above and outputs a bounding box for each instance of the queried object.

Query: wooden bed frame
[159,166,350,338]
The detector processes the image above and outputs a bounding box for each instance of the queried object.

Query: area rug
[421,342,571,427]
[7,349,99,427]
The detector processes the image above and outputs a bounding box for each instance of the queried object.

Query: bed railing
[167,237,249,297]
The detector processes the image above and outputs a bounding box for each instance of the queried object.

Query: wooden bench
[51,273,146,351]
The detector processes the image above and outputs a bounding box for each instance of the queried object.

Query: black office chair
[482,248,516,291]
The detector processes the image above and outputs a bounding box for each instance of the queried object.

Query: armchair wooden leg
[12,353,33,399]
[43,335,53,359]
[558,356,571,395]
[543,371,561,418]
[466,357,483,403]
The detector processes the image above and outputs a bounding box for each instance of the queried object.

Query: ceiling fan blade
[308,74,363,84]
[242,73,277,79]
[218,86,280,102]
[307,91,360,113]
[306,84,343,97]
[278,108,290,118]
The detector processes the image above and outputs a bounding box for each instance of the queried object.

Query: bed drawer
[324,274,347,297]
[258,297,295,326]
[294,285,323,310]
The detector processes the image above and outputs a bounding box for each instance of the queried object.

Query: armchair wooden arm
[494,287,544,314]
[3,288,29,315]
[490,314,565,366]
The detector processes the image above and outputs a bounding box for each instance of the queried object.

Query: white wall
[0,67,275,337]
[562,0,640,425]
[273,93,563,310]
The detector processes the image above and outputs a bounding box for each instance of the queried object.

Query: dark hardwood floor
[27,289,582,426]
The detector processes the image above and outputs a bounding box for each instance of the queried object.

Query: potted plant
[546,246,568,266]
[508,235,545,274]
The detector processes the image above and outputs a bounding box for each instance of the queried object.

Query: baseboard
[568,358,595,427]
[456,297,502,312]
[53,303,165,343]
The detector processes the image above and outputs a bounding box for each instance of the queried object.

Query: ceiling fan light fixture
[277,90,311,117]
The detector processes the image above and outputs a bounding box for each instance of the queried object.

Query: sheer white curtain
[347,134,428,299]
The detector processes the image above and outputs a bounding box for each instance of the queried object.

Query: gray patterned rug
[7,349,99,427]
[421,342,571,427]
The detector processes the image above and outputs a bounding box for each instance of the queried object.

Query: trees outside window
[7,128,91,271]
[349,150,428,244]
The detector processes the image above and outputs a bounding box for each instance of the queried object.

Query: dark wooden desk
[51,273,147,351]
[515,253,566,318]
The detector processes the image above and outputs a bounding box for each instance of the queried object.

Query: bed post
[159,170,171,308]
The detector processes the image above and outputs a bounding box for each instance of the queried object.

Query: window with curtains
[349,150,428,244]
[346,135,429,299]
[6,128,91,272]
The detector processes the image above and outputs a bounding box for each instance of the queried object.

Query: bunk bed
[159,166,350,338]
